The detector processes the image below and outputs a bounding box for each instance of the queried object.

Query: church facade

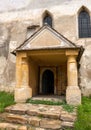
[0,0,91,105]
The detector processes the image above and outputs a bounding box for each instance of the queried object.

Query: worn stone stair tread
[2,113,28,124]
[0,123,47,130]
[5,103,29,114]
[61,121,74,128]
[1,103,76,129]
[0,122,27,130]
[40,118,61,129]
[5,103,63,119]
[0,113,62,129]
[60,113,77,122]
[27,110,60,119]
[1,113,41,125]
[1,113,61,125]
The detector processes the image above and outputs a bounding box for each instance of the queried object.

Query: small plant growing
[0,91,15,112]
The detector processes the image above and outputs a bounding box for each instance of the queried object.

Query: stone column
[15,52,32,103]
[66,55,81,105]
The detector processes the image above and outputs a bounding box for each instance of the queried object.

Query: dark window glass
[43,14,52,27]
[78,10,91,38]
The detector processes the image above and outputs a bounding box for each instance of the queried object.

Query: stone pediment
[15,25,77,52]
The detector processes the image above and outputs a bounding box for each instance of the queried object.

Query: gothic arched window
[78,10,91,38]
[43,13,52,27]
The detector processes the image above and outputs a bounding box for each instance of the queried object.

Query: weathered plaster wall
[0,0,91,95]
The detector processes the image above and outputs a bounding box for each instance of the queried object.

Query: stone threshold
[31,95,65,102]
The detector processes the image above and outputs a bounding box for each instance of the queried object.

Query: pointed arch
[77,6,90,15]
[78,6,91,38]
[42,10,53,27]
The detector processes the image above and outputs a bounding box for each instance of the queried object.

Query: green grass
[74,96,91,130]
[0,91,15,112]
[26,98,74,113]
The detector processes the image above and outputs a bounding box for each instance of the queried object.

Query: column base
[66,86,81,105]
[15,87,32,103]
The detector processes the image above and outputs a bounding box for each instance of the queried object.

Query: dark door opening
[42,69,54,94]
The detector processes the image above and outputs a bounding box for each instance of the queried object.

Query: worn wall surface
[29,58,38,96]
[0,0,91,96]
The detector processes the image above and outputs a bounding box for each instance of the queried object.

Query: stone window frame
[77,6,91,39]
[41,10,54,28]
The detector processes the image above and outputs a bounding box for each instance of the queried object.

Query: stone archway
[42,69,54,94]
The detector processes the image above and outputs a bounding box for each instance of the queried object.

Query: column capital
[16,51,28,58]
[66,50,79,57]
[67,55,77,63]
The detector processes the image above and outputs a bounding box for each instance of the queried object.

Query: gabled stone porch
[13,25,84,105]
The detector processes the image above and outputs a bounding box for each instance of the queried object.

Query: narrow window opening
[43,13,52,27]
[78,10,91,38]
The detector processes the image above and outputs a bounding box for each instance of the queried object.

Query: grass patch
[0,91,15,112]
[74,96,91,130]
[26,99,74,113]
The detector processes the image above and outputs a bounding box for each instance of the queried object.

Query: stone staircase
[0,103,77,130]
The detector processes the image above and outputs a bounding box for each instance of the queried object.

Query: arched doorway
[42,69,54,94]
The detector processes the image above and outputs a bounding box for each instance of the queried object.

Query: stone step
[40,118,61,129]
[0,113,25,124]
[0,113,75,129]
[0,122,74,130]
[5,103,63,119]
[0,122,47,130]
[5,103,76,121]
[3,103,76,129]
[0,123,27,130]
[0,113,62,129]
[1,113,39,125]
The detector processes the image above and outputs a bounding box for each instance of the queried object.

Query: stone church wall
[0,0,91,96]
